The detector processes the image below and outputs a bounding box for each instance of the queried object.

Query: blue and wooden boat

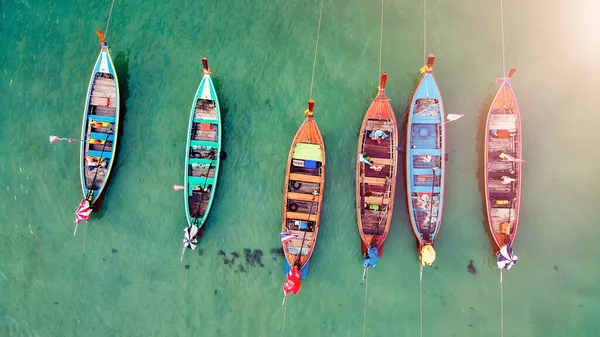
[405,54,445,267]
[281,100,325,279]
[484,68,521,256]
[79,30,119,211]
[181,57,222,257]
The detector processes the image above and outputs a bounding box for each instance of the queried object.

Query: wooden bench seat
[364,196,390,205]
[285,212,318,221]
[362,177,388,185]
[370,157,394,166]
[289,173,321,183]
[287,192,321,202]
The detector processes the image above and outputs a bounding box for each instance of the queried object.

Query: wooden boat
[184,57,222,232]
[484,68,521,253]
[356,73,398,263]
[405,54,445,267]
[79,30,120,207]
[281,100,325,278]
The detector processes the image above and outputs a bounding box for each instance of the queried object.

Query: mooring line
[104,0,117,38]
[423,0,427,64]
[309,0,325,99]
[419,265,423,337]
[362,268,369,337]
[500,269,505,337]
[378,0,384,77]
[499,0,506,76]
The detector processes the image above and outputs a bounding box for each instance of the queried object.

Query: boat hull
[281,110,325,276]
[484,78,521,251]
[405,69,446,250]
[79,45,120,205]
[184,73,222,229]
[356,81,397,255]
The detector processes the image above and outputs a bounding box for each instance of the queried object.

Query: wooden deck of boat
[83,72,118,192]
[187,95,220,221]
[356,81,397,251]
[406,94,445,245]
[282,114,325,269]
[485,80,522,249]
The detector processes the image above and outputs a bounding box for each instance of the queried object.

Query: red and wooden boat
[484,68,522,260]
[356,73,398,268]
[281,100,325,282]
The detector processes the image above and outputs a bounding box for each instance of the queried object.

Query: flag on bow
[363,246,379,269]
[75,199,92,224]
[281,232,299,243]
[497,245,518,270]
[283,266,301,296]
[183,225,200,250]
[499,152,526,162]
[49,135,76,144]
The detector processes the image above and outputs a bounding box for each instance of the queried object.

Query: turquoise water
[1,0,599,336]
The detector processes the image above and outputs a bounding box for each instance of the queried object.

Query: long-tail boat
[75,30,120,235]
[485,68,521,269]
[405,54,445,267]
[356,73,398,269]
[180,57,222,259]
[281,100,325,283]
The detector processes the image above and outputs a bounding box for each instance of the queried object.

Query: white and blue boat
[405,54,446,267]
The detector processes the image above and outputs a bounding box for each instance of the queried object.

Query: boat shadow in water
[395,74,420,259]
[92,51,130,215]
[475,83,499,250]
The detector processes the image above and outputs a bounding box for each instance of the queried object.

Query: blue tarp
[363,246,379,268]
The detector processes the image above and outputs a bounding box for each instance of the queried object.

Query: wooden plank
[95,78,114,86]
[289,173,321,183]
[92,84,116,92]
[366,119,394,132]
[287,192,321,202]
[370,157,393,166]
[363,177,387,185]
[489,114,516,130]
[285,212,315,221]
[364,196,390,205]
[196,112,218,120]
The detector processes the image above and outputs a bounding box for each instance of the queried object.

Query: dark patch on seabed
[243,249,263,267]
[467,259,477,274]
[212,248,285,272]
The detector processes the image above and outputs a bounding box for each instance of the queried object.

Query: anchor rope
[499,0,506,76]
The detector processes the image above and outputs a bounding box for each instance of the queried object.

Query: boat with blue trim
[281,100,325,279]
[182,57,222,245]
[405,54,446,267]
[79,30,119,214]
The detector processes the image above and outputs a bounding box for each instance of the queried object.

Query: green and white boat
[180,57,222,260]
